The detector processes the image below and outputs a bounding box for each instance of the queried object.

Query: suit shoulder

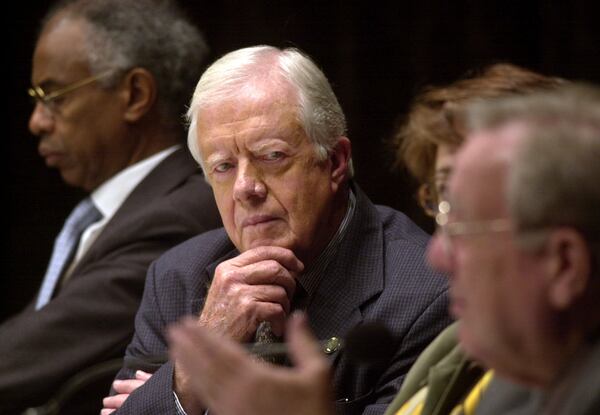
[161,174,221,229]
[152,227,233,274]
[375,204,431,248]
[375,205,447,294]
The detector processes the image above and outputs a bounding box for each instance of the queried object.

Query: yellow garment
[395,386,428,415]
[456,370,494,415]
[394,371,494,415]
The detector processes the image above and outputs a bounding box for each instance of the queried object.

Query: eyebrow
[249,139,290,152]
[204,151,231,166]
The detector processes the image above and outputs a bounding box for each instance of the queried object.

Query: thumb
[286,312,324,369]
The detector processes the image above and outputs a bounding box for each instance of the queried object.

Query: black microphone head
[344,322,395,364]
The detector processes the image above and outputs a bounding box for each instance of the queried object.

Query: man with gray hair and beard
[0,1,221,413]
[109,45,451,415]
[166,84,600,415]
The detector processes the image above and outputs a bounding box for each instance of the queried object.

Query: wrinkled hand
[100,370,152,414]
[168,312,335,415]
[198,246,303,341]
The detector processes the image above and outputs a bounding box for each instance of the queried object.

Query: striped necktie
[36,198,102,309]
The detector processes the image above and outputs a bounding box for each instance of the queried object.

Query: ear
[120,68,157,123]
[418,183,437,217]
[545,228,591,310]
[329,137,352,192]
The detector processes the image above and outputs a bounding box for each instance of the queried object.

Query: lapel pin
[323,336,342,354]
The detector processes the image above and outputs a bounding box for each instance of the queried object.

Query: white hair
[186,45,352,175]
[465,84,600,266]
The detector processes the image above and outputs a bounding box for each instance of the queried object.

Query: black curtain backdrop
[5,0,600,319]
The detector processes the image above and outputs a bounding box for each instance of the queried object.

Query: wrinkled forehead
[33,15,91,82]
[197,80,301,123]
[207,97,297,124]
[449,124,524,217]
[195,93,309,160]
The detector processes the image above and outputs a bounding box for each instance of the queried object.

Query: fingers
[169,316,335,415]
[231,246,304,274]
[102,394,129,411]
[112,378,146,394]
[200,246,303,340]
[242,259,297,298]
[216,253,298,299]
[173,318,246,368]
[168,319,247,407]
[254,301,288,336]
[251,284,292,315]
[103,371,151,412]
[135,370,152,381]
[286,312,327,369]
[285,311,334,413]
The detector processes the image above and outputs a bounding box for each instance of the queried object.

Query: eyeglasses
[435,200,512,255]
[418,172,451,218]
[27,71,112,114]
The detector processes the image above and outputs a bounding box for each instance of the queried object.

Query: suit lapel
[72,148,201,273]
[307,185,385,361]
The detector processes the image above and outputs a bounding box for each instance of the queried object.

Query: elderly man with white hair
[106,45,450,415]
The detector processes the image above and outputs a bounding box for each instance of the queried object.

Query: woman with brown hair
[387,63,564,415]
[394,63,563,218]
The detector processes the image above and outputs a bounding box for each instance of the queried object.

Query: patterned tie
[253,284,308,364]
[254,321,282,364]
[35,198,102,310]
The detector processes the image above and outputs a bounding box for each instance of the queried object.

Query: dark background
[5,0,600,320]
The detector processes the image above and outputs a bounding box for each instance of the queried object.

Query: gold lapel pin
[323,336,342,354]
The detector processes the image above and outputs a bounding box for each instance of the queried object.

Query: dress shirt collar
[91,145,180,220]
[299,186,356,299]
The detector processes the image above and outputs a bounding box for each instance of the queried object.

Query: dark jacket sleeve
[114,260,180,414]
[112,230,232,414]
[0,170,220,413]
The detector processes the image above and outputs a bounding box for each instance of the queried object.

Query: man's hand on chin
[198,246,303,341]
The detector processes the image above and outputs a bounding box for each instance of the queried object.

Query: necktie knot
[252,283,309,365]
[254,321,283,364]
[36,198,102,309]
[64,198,102,236]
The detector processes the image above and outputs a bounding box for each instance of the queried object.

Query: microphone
[246,322,395,364]
[124,322,395,373]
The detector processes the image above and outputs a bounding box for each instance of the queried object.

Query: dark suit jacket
[115,185,451,415]
[477,334,600,415]
[0,148,222,414]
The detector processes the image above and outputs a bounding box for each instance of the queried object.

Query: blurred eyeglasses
[28,71,112,114]
[435,200,512,255]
